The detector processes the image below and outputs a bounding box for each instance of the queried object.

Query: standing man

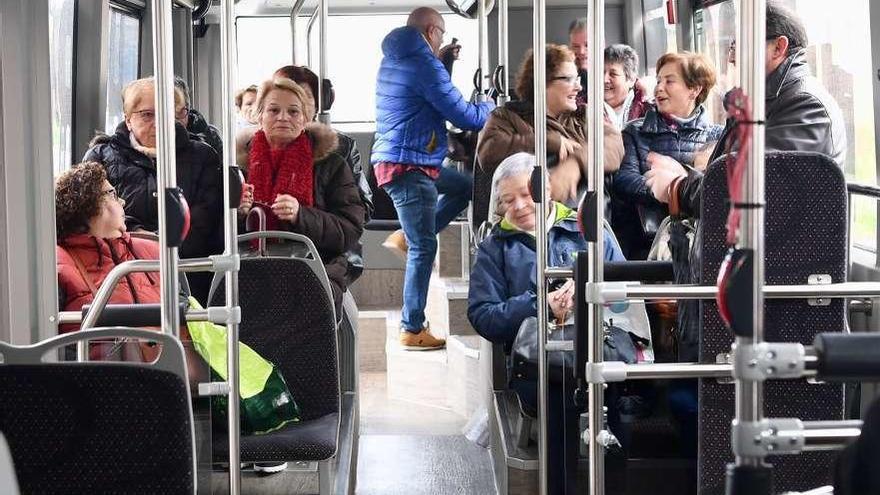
[372,7,494,350]
[568,17,590,105]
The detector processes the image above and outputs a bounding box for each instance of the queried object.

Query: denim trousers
[381,166,472,331]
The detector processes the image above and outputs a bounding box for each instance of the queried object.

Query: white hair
[489,152,537,224]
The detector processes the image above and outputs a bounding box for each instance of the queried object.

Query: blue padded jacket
[467,204,624,349]
[371,26,494,167]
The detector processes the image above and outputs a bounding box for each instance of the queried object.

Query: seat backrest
[0,328,195,495]
[471,155,492,235]
[697,152,847,494]
[211,253,340,422]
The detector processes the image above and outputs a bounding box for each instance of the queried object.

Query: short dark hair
[173,76,191,107]
[766,0,808,53]
[604,44,639,81]
[55,162,109,240]
[273,65,336,114]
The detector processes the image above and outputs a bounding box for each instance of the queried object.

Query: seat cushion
[213,413,339,462]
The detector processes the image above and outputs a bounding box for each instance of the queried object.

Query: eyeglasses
[131,109,156,123]
[102,188,124,206]
[550,75,580,86]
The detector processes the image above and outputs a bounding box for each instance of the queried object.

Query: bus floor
[212,274,496,494]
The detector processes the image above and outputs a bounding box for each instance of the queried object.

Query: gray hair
[604,44,639,81]
[568,17,588,36]
[489,152,536,224]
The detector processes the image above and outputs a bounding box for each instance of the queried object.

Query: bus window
[698,0,876,252]
[236,13,478,124]
[104,7,141,134]
[48,0,76,174]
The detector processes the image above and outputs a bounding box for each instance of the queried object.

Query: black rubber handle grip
[81,302,189,328]
[604,261,674,282]
[814,333,880,381]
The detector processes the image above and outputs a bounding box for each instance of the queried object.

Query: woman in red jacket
[55,161,165,361]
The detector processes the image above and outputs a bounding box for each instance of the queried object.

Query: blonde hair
[235,85,258,109]
[254,77,315,123]
[121,77,185,116]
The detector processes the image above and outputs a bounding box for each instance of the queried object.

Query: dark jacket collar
[766,49,809,101]
[639,104,709,134]
[97,120,192,151]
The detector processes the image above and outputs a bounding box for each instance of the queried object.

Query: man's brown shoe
[399,327,446,351]
[382,229,408,259]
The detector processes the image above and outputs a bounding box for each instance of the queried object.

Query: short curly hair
[55,162,108,240]
[515,44,576,102]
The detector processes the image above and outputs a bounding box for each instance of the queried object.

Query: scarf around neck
[248,129,314,206]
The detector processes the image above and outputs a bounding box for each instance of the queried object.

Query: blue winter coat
[371,26,494,167]
[611,105,723,257]
[467,205,625,349]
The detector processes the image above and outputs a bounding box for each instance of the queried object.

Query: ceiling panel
[231,0,621,16]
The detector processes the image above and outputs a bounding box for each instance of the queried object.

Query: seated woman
[82,77,224,303]
[477,44,624,205]
[56,162,172,361]
[236,77,365,312]
[467,152,624,495]
[611,52,723,260]
[603,44,651,131]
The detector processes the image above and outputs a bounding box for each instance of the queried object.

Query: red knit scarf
[248,129,314,206]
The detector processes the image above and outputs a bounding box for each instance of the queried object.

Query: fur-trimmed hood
[235,122,340,170]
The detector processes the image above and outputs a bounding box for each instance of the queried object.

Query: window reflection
[48,0,76,174]
[105,8,141,134]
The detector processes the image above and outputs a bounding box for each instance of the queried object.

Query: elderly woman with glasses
[477,44,624,205]
[83,77,224,303]
[55,162,165,360]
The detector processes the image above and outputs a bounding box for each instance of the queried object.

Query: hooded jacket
[371,26,494,167]
[82,121,224,261]
[186,108,224,159]
[240,122,366,309]
[467,204,624,349]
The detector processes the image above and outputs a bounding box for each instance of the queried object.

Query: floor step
[384,313,451,409]
[438,222,469,279]
[350,268,404,311]
[446,335,483,418]
[358,310,389,372]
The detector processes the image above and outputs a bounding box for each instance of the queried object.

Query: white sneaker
[253,461,288,474]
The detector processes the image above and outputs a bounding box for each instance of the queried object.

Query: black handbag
[510,317,646,384]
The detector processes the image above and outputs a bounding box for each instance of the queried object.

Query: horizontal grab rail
[584,281,880,301]
[847,182,880,200]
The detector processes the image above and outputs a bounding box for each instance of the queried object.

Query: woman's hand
[548,280,575,323]
[238,183,254,216]
[272,194,300,223]
[558,136,582,163]
[549,158,581,203]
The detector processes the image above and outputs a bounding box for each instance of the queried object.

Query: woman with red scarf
[237,78,365,310]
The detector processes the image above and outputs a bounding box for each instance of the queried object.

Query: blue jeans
[382,166,472,331]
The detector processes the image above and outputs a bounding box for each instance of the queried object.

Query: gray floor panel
[356,434,495,495]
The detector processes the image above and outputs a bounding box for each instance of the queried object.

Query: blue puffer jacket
[611,105,723,257]
[371,26,494,167]
[468,204,625,349]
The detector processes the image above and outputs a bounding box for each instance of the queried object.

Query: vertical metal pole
[220,0,242,493]
[733,0,766,467]
[477,0,488,99]
[152,0,181,339]
[587,1,606,494]
[290,0,306,65]
[532,2,549,494]
[306,9,319,69]
[497,0,509,104]
[317,0,330,124]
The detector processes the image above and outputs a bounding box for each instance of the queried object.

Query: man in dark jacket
[174,76,224,159]
[83,77,224,303]
[372,7,494,350]
[647,0,847,220]
[643,0,847,362]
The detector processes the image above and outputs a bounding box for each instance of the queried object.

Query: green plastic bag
[186,298,301,435]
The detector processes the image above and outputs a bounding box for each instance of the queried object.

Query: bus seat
[0,328,196,494]
[471,155,492,237]
[362,135,401,230]
[210,232,341,474]
[697,152,847,494]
